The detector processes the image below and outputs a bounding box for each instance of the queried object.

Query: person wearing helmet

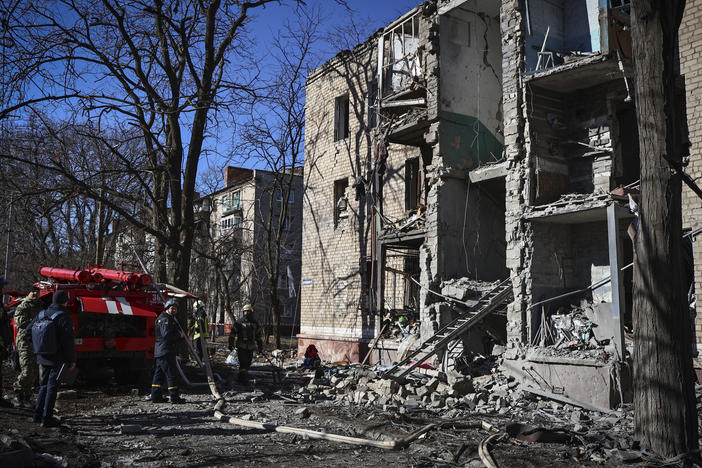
[228,304,263,385]
[191,300,208,362]
[397,315,409,338]
[151,299,186,404]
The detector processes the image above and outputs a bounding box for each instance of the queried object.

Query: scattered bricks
[450,378,474,396]
[354,391,367,405]
[426,378,440,392]
[372,379,399,396]
[295,407,310,419]
[391,394,406,405]
[416,386,434,399]
[405,395,421,406]
[422,395,432,404]
[430,392,444,403]
[472,375,493,389]
[430,398,445,409]
[435,382,451,395]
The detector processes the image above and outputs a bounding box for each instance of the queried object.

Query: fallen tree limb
[214,408,437,450]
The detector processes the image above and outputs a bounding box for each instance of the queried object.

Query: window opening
[334,94,350,141]
[334,178,349,227]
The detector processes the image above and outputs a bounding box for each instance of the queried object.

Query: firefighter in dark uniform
[228,304,263,384]
[151,299,186,404]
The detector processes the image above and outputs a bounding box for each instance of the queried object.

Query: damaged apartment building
[300,0,507,365]
[300,0,696,410]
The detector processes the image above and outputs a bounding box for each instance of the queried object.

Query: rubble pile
[287,363,672,464]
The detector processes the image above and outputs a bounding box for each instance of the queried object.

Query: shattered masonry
[299,0,702,410]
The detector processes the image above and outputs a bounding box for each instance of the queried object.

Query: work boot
[13,393,33,409]
[151,395,167,403]
[170,395,186,404]
[40,417,61,428]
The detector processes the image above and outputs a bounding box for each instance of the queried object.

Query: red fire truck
[8,266,163,383]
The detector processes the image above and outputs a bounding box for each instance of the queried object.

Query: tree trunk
[631,0,698,456]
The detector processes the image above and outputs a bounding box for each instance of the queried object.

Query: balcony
[221,199,241,216]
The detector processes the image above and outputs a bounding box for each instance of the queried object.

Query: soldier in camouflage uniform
[13,286,43,406]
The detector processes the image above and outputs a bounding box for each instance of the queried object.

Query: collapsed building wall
[300,0,508,364]
[501,0,637,410]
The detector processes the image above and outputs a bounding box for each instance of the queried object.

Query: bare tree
[0,0,300,329]
[0,121,130,286]
[240,9,319,347]
[630,0,698,457]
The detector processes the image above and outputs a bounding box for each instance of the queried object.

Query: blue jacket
[154,311,182,358]
[34,304,75,367]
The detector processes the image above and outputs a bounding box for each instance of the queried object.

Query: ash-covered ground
[1,347,700,467]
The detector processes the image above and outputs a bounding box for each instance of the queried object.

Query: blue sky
[197,0,422,190]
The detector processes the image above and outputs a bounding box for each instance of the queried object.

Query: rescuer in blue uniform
[151,300,186,404]
[32,290,76,427]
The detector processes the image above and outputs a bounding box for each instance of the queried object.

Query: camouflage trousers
[13,339,38,395]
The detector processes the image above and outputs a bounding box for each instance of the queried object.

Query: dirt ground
[0,350,697,468]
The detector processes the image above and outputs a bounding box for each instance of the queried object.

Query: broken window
[405,157,420,211]
[334,177,349,227]
[380,13,422,96]
[281,303,293,318]
[334,94,350,141]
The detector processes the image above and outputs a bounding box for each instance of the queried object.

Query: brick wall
[680,0,702,352]
[300,36,420,348]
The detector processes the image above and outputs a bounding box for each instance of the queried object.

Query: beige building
[193,166,303,333]
[299,0,504,362]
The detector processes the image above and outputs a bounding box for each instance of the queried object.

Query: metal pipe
[40,267,92,283]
